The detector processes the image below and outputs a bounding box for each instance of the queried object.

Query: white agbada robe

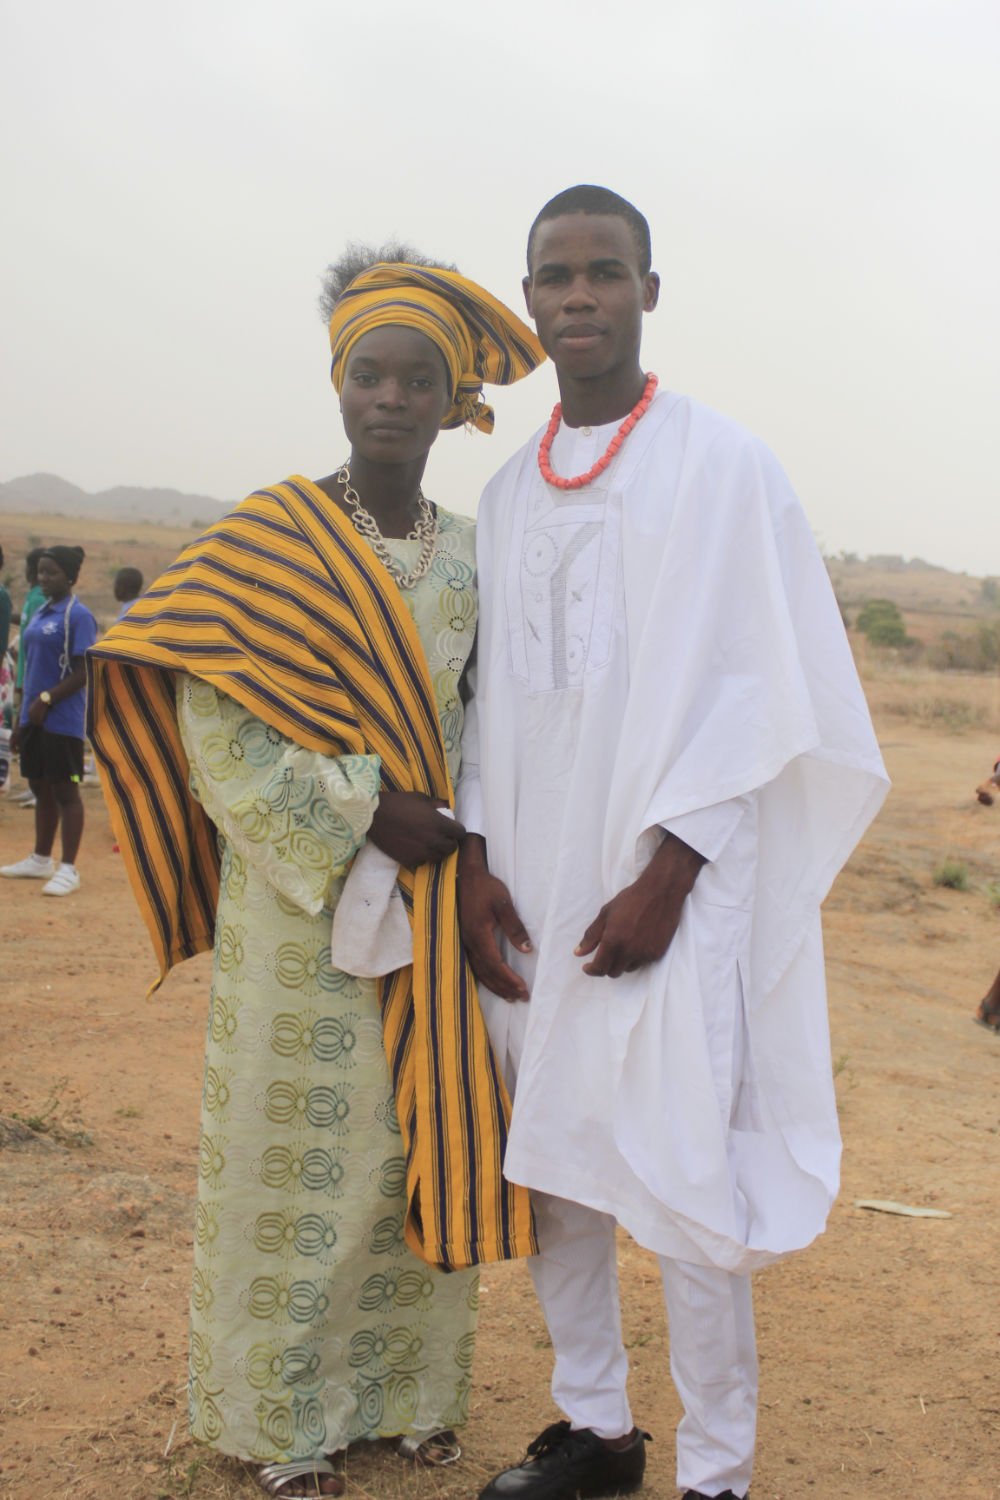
[457,389,888,1275]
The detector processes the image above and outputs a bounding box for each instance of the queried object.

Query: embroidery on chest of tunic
[505,482,622,692]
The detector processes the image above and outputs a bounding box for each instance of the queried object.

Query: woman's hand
[26,696,50,728]
[10,723,23,754]
[368,790,465,869]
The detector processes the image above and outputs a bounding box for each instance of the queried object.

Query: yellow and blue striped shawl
[87,476,536,1270]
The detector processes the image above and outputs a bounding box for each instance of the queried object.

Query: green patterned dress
[176,507,479,1463]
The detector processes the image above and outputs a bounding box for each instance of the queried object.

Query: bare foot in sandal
[393,1428,462,1466]
[258,1459,344,1497]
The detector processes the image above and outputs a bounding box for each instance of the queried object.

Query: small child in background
[113,566,143,620]
[106,567,145,841]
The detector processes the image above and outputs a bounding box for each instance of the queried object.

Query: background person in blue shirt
[1,545,98,896]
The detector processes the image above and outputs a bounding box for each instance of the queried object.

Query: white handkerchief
[329,811,455,978]
[330,842,412,977]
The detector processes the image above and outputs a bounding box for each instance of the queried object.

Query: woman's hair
[318,240,458,324]
[40,544,85,584]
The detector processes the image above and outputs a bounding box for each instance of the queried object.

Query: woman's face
[340,326,452,466]
[37,556,72,600]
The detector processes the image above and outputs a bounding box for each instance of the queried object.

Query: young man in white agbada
[457,186,888,1500]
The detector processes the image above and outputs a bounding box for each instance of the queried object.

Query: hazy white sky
[2,0,998,572]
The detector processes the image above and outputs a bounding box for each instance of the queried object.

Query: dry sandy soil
[0,511,202,633]
[1,664,999,1500]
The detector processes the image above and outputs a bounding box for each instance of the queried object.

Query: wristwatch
[39,690,53,705]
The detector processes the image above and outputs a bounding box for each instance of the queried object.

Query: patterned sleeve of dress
[175,672,380,915]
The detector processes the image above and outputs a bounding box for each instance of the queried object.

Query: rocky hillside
[0,473,228,529]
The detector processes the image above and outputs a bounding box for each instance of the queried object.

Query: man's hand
[368,790,465,869]
[458,834,531,1001]
[576,833,706,979]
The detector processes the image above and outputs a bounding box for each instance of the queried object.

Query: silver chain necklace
[335,462,438,589]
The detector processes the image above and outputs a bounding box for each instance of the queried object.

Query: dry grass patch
[1,510,201,629]
[932,859,970,890]
[860,662,1000,735]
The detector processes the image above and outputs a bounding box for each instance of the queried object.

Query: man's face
[523,214,659,381]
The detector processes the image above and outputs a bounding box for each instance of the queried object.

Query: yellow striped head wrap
[329,263,545,433]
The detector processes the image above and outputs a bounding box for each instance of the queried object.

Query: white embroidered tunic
[457,392,888,1273]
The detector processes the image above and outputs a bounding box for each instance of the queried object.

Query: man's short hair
[527,185,652,276]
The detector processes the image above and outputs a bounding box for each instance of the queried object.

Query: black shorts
[18,724,85,784]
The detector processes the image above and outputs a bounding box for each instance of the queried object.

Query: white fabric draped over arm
[176,673,380,916]
[658,798,749,864]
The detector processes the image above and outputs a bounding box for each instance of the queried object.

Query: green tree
[855,598,910,648]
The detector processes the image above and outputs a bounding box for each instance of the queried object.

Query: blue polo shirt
[20,595,98,739]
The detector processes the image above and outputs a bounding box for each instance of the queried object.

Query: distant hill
[826,552,992,631]
[0,472,229,528]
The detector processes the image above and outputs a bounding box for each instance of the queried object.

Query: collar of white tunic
[547,415,624,485]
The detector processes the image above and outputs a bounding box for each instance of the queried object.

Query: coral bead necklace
[537,372,659,490]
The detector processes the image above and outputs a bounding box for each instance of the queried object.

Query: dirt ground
[1,676,998,1500]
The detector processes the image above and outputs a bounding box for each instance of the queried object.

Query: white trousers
[529,1191,757,1498]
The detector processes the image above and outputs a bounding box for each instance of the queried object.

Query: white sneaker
[1,852,56,879]
[42,864,81,897]
[10,788,36,807]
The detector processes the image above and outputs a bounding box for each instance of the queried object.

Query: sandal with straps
[258,1458,344,1498]
[393,1428,462,1466]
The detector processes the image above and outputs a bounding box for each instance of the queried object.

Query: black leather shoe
[478,1421,649,1498]
[682,1490,747,1499]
